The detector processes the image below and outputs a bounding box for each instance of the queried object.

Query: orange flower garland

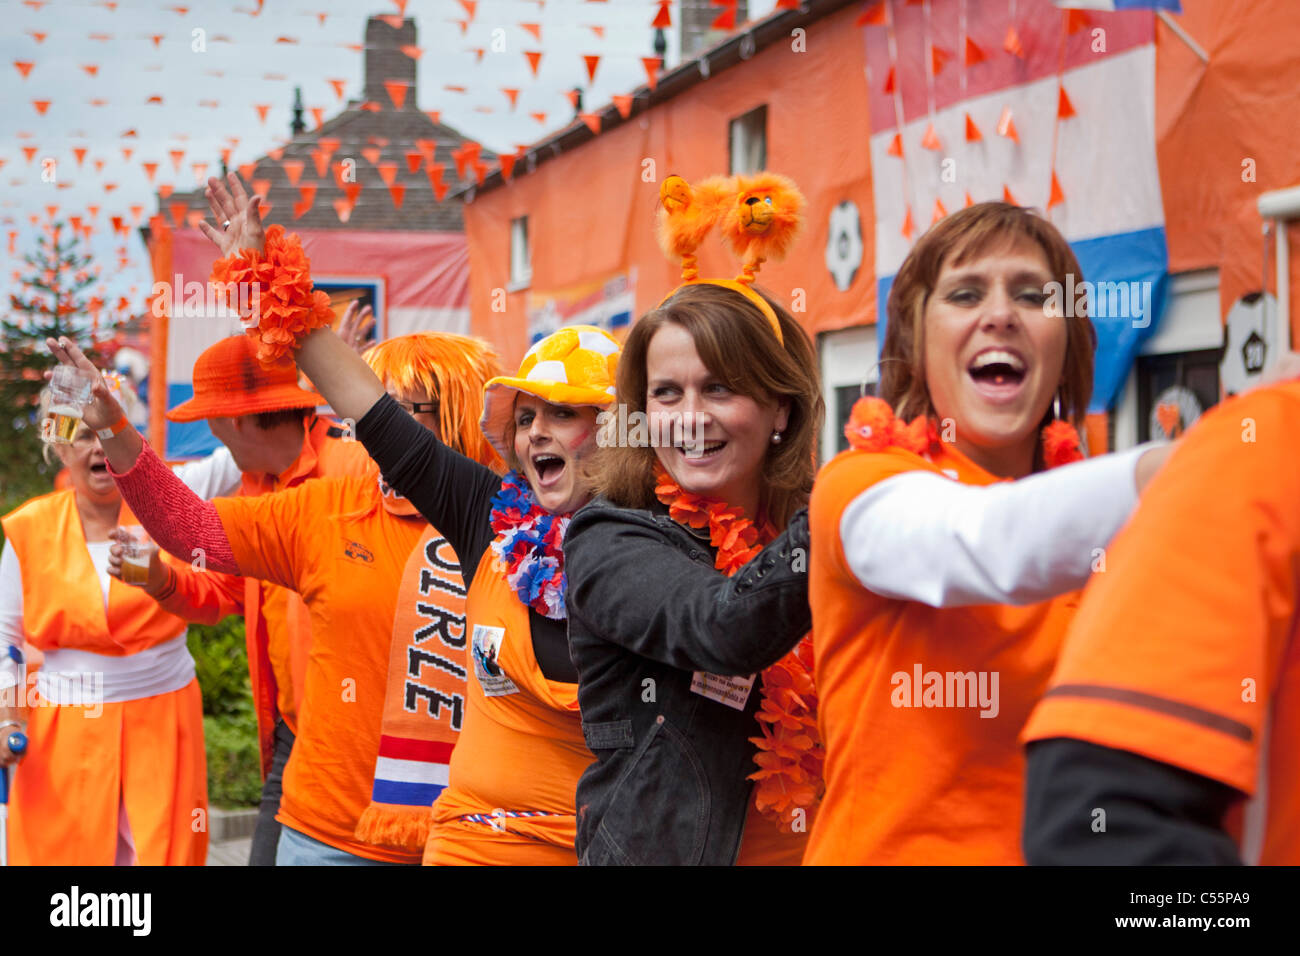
[210,224,335,369]
[652,462,824,830]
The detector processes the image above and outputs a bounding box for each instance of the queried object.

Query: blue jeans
[248,719,294,867]
[275,825,416,866]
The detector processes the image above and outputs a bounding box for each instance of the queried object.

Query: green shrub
[188,617,261,808]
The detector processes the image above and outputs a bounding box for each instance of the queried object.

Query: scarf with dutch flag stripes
[355,510,468,852]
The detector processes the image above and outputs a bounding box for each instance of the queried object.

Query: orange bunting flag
[776,0,800,7]
[931,45,950,76]
[275,36,298,44]
[400,44,422,59]
[378,13,402,29]
[425,160,445,190]
[520,22,542,41]
[186,210,204,229]
[901,205,915,240]
[886,132,903,158]
[530,111,547,124]
[931,199,947,224]
[997,106,1017,142]
[148,34,163,48]
[254,104,271,124]
[612,94,633,118]
[524,50,543,75]
[473,159,488,186]
[587,24,605,38]
[309,149,328,178]
[1048,171,1065,209]
[121,147,133,161]
[129,204,143,223]
[857,1,887,27]
[220,147,232,166]
[405,151,423,173]
[711,2,737,31]
[343,182,362,205]
[388,182,406,209]
[22,146,38,163]
[238,161,256,181]
[142,161,158,182]
[964,190,975,208]
[110,215,124,234]
[457,0,477,17]
[328,79,346,100]
[32,100,51,116]
[580,112,601,135]
[28,31,47,43]
[361,147,381,165]
[146,95,163,105]
[169,148,185,171]
[499,154,516,180]
[87,204,99,217]
[965,36,985,66]
[168,202,187,228]
[564,89,580,108]
[503,88,520,109]
[384,80,409,109]
[14,61,34,79]
[424,109,442,124]
[157,183,172,197]
[652,1,671,29]
[252,178,271,198]
[293,184,317,219]
[883,65,895,95]
[282,160,305,185]
[1066,10,1090,34]
[965,112,982,142]
[377,161,399,186]
[192,162,207,183]
[332,198,353,224]
[318,137,340,156]
[415,138,437,158]
[310,107,324,128]
[582,54,600,83]
[1058,86,1076,119]
[1003,184,1018,205]
[45,204,58,219]
[641,56,662,89]
[921,122,941,151]
[1004,25,1024,59]
[72,147,88,166]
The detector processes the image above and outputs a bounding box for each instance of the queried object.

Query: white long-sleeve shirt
[838,445,1150,608]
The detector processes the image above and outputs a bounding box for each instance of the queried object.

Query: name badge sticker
[690,671,756,711]
[471,624,519,697]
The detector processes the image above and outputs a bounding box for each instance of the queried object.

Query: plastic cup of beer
[118,527,156,587]
[45,366,98,445]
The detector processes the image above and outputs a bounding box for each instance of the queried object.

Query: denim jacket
[564,495,812,865]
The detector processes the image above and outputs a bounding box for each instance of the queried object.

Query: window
[728,105,767,176]
[818,325,878,464]
[509,216,531,290]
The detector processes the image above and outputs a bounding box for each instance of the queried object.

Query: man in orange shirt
[1023,381,1300,864]
[143,335,370,864]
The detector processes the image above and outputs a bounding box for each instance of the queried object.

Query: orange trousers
[9,678,208,866]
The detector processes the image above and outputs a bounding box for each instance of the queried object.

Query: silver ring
[222,220,231,229]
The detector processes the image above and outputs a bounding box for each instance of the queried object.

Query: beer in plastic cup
[44,366,98,446]
[47,404,84,443]
[118,527,155,587]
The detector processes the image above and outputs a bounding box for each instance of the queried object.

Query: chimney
[363,16,418,109]
[680,0,749,60]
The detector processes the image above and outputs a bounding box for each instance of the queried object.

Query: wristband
[96,415,129,440]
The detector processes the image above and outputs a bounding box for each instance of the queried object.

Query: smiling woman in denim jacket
[564,173,824,865]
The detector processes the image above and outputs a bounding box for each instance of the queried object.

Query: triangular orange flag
[308,149,327,178]
[502,88,520,109]
[252,179,271,199]
[424,110,442,124]
[294,184,317,219]
[579,113,601,135]
[1004,25,1024,59]
[169,148,185,171]
[310,107,324,128]
[93,159,105,172]
[361,147,382,165]
[964,190,975,208]
[1057,86,1076,120]
[282,160,305,185]
[886,132,903,158]
[901,206,915,240]
[432,177,449,201]
[524,50,543,76]
[883,65,895,95]
[612,94,633,119]
[652,1,671,29]
[192,162,207,183]
[930,46,950,76]
[318,137,340,156]
[186,210,204,229]
[641,56,662,90]
[415,138,437,158]
[14,61,34,79]
[997,106,1018,143]
[530,111,547,124]
[32,100,50,115]
[22,146,38,163]
[377,161,399,186]
[405,151,423,173]
[931,199,947,224]
[327,79,346,100]
[711,5,736,30]
[142,161,158,182]
[383,80,408,109]
[72,147,87,166]
[457,0,476,18]
[564,89,580,108]
[343,182,362,205]
[1048,171,1065,209]
[425,161,445,188]
[965,113,982,142]
[121,147,133,161]
[856,1,887,27]
[921,123,941,151]
[254,104,270,123]
[238,162,256,181]
[129,204,143,223]
[500,154,516,180]
[1003,184,1018,205]
[400,45,422,60]
[268,149,284,165]
[168,201,187,228]
[582,54,600,83]
[388,182,406,209]
[332,198,353,224]
[520,22,541,41]
[965,37,985,66]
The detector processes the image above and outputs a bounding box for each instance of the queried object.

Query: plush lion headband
[656,171,805,344]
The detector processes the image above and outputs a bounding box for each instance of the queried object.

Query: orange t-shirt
[215,474,426,864]
[1023,383,1300,864]
[804,442,1079,865]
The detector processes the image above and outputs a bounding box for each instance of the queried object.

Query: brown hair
[591,283,823,529]
[880,201,1096,433]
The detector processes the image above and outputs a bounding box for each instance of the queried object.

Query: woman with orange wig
[51,330,504,865]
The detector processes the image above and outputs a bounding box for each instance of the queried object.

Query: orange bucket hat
[166,334,323,423]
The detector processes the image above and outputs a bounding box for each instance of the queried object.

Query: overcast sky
[2,0,782,337]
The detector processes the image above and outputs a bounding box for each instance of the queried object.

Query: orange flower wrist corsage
[211,224,334,369]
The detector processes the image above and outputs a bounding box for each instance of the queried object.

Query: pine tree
[1,222,114,501]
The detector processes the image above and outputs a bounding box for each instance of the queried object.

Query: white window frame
[818,325,879,465]
[728,105,767,177]
[508,215,531,291]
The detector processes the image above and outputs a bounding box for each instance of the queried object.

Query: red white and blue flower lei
[489,470,571,620]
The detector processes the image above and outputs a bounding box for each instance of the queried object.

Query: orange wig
[363,332,505,472]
